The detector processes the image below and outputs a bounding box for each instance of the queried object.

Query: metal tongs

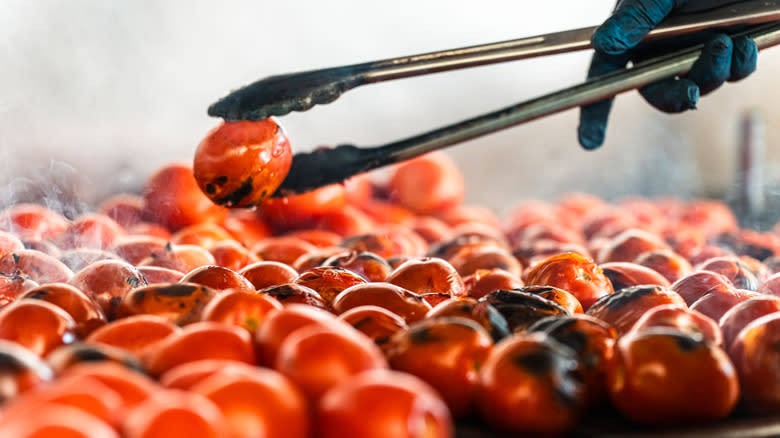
[208,0,780,197]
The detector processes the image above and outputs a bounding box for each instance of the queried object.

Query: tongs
[208,0,780,197]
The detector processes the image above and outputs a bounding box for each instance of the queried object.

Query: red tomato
[524,253,613,310]
[387,152,464,215]
[0,204,69,241]
[261,184,346,229]
[122,390,229,438]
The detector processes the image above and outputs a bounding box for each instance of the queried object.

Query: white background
[2,0,780,215]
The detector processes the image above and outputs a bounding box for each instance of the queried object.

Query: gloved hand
[577,0,759,150]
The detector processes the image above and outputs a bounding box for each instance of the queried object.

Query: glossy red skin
[315,205,377,237]
[69,260,147,320]
[0,339,53,402]
[219,210,273,248]
[463,268,524,300]
[180,265,255,293]
[719,295,780,350]
[0,204,69,241]
[259,283,329,310]
[137,266,186,284]
[294,267,368,306]
[337,305,408,350]
[122,389,229,438]
[0,299,77,356]
[534,288,584,314]
[438,205,501,229]
[385,317,493,419]
[358,200,416,226]
[678,200,738,238]
[607,328,739,425]
[62,362,158,409]
[670,271,736,306]
[586,285,687,336]
[144,321,256,377]
[18,283,107,337]
[239,261,298,290]
[695,256,759,291]
[510,222,584,251]
[59,248,121,272]
[126,222,173,240]
[0,274,39,308]
[386,257,466,298]
[447,245,522,278]
[208,240,260,272]
[599,262,670,291]
[317,369,454,438]
[729,313,780,414]
[276,324,388,402]
[45,342,143,374]
[0,231,24,259]
[170,223,233,248]
[291,247,347,273]
[630,304,722,346]
[254,304,341,367]
[99,194,146,228]
[56,213,126,250]
[597,229,669,264]
[689,288,759,322]
[137,244,218,273]
[86,314,181,355]
[633,249,692,283]
[160,359,254,390]
[757,272,780,297]
[477,333,585,436]
[0,249,73,284]
[19,238,60,258]
[343,173,373,206]
[117,282,216,325]
[286,229,343,248]
[252,237,318,266]
[387,152,464,215]
[332,283,431,324]
[199,290,282,332]
[409,216,452,245]
[111,235,168,265]
[524,253,614,311]
[322,251,392,283]
[262,184,347,229]
[341,229,424,260]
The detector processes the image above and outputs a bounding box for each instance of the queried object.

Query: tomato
[291,247,347,273]
[477,333,585,436]
[0,273,39,308]
[179,265,255,293]
[122,390,229,438]
[317,369,453,438]
[111,235,168,265]
[0,340,52,402]
[678,200,738,238]
[287,229,343,248]
[426,297,511,342]
[386,257,466,297]
[69,260,147,320]
[0,299,77,356]
[137,244,217,273]
[276,324,388,401]
[199,290,282,332]
[294,267,368,305]
[528,286,584,314]
[254,304,340,367]
[261,184,346,229]
[98,194,146,228]
[62,362,158,409]
[447,245,522,278]
[343,173,374,206]
[0,403,119,438]
[19,283,106,337]
[629,304,721,345]
[524,252,613,310]
[144,322,255,377]
[385,316,493,419]
[695,256,759,290]
[633,249,692,283]
[729,312,780,414]
[337,305,408,350]
[607,328,739,425]
[669,270,735,306]
[409,216,452,245]
[86,314,181,355]
[719,295,780,349]
[59,248,121,272]
[0,249,73,284]
[143,163,227,231]
[207,239,260,272]
[159,359,253,391]
[117,283,216,325]
[46,343,143,374]
[314,205,377,237]
[597,229,669,264]
[689,288,758,322]
[599,262,670,291]
[258,283,329,309]
[126,222,173,240]
[193,119,292,208]
[0,230,24,259]
[480,288,569,333]
[170,223,233,248]
[322,250,392,282]
[191,365,310,438]
[437,205,501,229]
[586,285,686,335]
[386,152,463,215]
[239,260,298,290]
[56,213,126,250]
[463,268,523,300]
[332,283,431,323]
[219,210,273,247]
[358,199,415,226]
[251,236,317,266]
[0,203,69,241]
[137,267,185,284]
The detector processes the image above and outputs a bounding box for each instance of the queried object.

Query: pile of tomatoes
[0,121,779,437]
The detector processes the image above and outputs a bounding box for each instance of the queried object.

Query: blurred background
[2,0,780,218]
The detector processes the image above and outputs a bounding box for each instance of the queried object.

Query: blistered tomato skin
[729,313,780,414]
[525,252,613,311]
[719,295,780,349]
[194,119,293,208]
[586,285,687,335]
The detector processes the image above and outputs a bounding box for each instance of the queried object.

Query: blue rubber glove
[577,0,759,150]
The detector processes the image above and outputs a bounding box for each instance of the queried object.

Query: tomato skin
[385,316,493,419]
[477,333,585,437]
[137,267,185,284]
[332,283,431,324]
[0,403,120,438]
[86,315,181,355]
[599,262,670,291]
[99,194,146,228]
[480,288,569,333]
[689,288,758,322]
[122,389,229,438]
[607,328,739,425]
[261,184,347,229]
[0,249,74,284]
[179,265,255,293]
[219,210,273,248]
[0,231,24,259]
[317,369,454,438]
[322,251,392,283]
[0,340,53,402]
[294,267,368,305]
[525,252,613,311]
[729,313,780,414]
[45,343,144,375]
[463,268,523,300]
[69,260,147,320]
[387,257,466,298]
[252,237,317,266]
[137,244,217,274]
[387,152,464,215]
[239,260,298,290]
[719,295,780,349]
[193,119,292,208]
[170,223,232,249]
[61,362,158,409]
[207,240,260,272]
[259,283,329,310]
[0,299,77,356]
[695,256,759,290]
[597,229,669,264]
[117,283,216,326]
[670,270,736,306]
[633,249,692,283]
[337,305,408,350]
[111,235,168,265]
[586,285,686,336]
[254,304,340,367]
[0,273,39,308]
[142,162,227,231]
[629,304,722,346]
[56,213,126,251]
[19,283,107,337]
[199,290,282,332]
[0,203,69,241]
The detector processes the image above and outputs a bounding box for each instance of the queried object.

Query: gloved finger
[728,36,758,82]
[591,0,678,55]
[638,77,699,113]
[578,51,631,150]
[686,33,733,95]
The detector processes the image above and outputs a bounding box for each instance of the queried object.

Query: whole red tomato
[524,253,613,310]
